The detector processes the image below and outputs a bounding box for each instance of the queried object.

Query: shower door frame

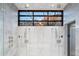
[67,21,75,56]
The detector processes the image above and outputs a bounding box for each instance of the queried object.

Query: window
[18,10,63,26]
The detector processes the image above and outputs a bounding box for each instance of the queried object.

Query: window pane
[34,12,47,15]
[20,22,33,26]
[34,22,48,26]
[34,16,47,21]
[49,12,55,15]
[49,12,62,15]
[56,12,62,15]
[20,12,32,15]
[49,17,61,21]
[49,22,61,26]
[20,17,33,20]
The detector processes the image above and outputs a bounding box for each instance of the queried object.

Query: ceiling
[15,3,68,10]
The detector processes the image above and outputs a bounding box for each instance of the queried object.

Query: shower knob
[8,36,13,39]
[18,35,21,38]
[57,40,61,44]
[61,35,63,38]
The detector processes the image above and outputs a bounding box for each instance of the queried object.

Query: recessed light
[25,4,30,8]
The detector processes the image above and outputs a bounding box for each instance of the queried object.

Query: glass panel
[20,22,33,26]
[49,22,61,26]
[20,12,32,15]
[20,16,33,20]
[34,12,47,15]
[49,12,55,15]
[49,17,61,21]
[34,16,48,21]
[56,12,62,15]
[34,22,48,26]
[49,12,62,15]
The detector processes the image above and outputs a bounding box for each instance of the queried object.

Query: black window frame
[18,10,63,26]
